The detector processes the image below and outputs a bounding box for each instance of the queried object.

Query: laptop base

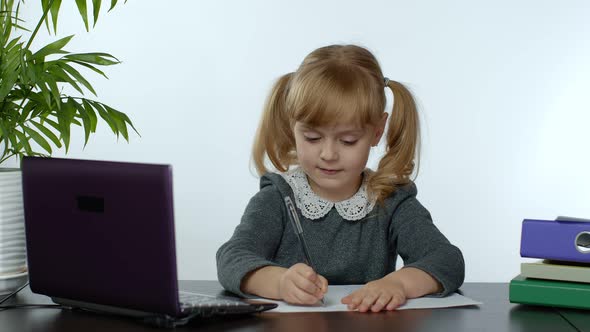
[52,296,274,328]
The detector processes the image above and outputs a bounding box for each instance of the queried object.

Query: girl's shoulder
[251,172,295,208]
[260,171,293,196]
[241,173,290,215]
[379,181,434,222]
[381,181,419,210]
[390,181,418,199]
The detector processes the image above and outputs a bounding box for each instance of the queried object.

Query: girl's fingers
[357,292,379,312]
[343,291,371,311]
[291,284,322,305]
[296,264,318,282]
[370,294,392,312]
[385,294,405,310]
[341,294,351,304]
[294,270,322,295]
[342,292,362,310]
[283,279,313,305]
[316,275,328,296]
[281,264,326,305]
[385,302,397,310]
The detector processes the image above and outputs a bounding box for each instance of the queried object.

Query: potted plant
[0,0,136,293]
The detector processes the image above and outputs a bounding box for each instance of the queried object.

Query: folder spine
[509,275,590,310]
[520,261,590,283]
[520,219,590,263]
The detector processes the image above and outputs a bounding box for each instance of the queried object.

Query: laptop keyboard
[178,291,246,310]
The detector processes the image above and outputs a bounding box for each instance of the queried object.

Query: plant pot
[0,169,28,295]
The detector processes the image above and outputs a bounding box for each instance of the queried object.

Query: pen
[284,196,325,306]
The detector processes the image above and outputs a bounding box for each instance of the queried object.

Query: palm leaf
[19,100,36,122]
[30,119,62,148]
[23,125,52,154]
[103,104,128,140]
[32,34,73,60]
[70,98,92,145]
[81,99,98,131]
[75,0,89,31]
[63,52,120,66]
[40,0,51,33]
[49,0,62,34]
[108,0,118,11]
[54,61,97,95]
[43,73,62,110]
[68,60,108,79]
[13,128,33,155]
[50,107,72,152]
[46,63,85,95]
[92,0,102,27]
[90,101,118,136]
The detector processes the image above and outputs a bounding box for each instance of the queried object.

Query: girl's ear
[372,112,389,146]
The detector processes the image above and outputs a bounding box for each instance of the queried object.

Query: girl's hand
[341,277,407,312]
[279,263,328,305]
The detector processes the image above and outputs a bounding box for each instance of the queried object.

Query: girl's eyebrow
[299,124,365,136]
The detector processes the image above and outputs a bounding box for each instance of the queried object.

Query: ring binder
[520,218,590,263]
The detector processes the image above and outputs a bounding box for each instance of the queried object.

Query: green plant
[0,0,136,164]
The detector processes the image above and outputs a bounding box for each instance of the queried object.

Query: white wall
[18,0,590,282]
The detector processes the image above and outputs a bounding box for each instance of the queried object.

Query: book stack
[509,217,590,310]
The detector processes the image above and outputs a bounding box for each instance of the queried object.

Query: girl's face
[293,116,386,202]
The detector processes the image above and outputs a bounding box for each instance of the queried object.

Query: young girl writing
[216,44,464,312]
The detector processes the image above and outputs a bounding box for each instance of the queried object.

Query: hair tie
[383,77,390,87]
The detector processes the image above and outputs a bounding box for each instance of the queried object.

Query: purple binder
[520,219,590,263]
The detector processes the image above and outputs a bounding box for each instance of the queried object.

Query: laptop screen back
[22,156,180,316]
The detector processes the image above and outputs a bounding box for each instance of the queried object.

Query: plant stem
[25,0,55,49]
[19,0,55,122]
[0,153,15,164]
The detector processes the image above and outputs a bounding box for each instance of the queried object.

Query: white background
[16,1,590,282]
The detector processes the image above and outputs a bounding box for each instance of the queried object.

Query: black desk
[1,281,587,332]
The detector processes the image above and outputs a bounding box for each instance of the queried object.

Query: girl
[216,44,464,312]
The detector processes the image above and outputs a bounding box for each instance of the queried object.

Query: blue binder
[520,218,590,263]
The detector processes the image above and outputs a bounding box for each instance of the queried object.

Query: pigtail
[252,73,296,175]
[368,79,420,203]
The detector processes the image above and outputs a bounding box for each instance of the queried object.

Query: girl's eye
[304,136,321,142]
[341,140,358,146]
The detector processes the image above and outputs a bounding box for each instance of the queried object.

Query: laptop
[21,156,277,327]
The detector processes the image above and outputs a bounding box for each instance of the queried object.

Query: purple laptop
[21,156,276,327]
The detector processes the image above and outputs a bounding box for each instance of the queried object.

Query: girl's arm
[216,181,287,297]
[241,265,286,299]
[217,174,328,303]
[342,186,463,313]
[391,195,465,296]
[385,267,442,298]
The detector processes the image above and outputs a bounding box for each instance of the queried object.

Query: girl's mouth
[318,167,341,175]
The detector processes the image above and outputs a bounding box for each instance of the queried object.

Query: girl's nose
[320,141,338,161]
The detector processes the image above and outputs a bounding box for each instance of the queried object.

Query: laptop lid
[21,156,180,316]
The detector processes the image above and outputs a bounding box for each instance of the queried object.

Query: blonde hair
[252,44,420,203]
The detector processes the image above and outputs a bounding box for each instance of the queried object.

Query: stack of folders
[510,216,590,310]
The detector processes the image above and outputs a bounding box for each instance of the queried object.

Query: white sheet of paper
[255,285,482,313]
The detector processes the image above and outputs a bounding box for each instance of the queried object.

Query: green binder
[510,274,590,310]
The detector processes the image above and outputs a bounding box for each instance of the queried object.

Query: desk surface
[1,281,588,332]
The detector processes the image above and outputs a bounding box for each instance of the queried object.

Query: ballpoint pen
[284,196,325,306]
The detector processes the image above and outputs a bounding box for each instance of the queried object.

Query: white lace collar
[280,167,376,221]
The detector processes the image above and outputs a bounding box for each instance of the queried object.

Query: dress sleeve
[216,182,286,297]
[389,196,465,296]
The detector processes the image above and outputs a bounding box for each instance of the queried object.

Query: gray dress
[216,172,465,297]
